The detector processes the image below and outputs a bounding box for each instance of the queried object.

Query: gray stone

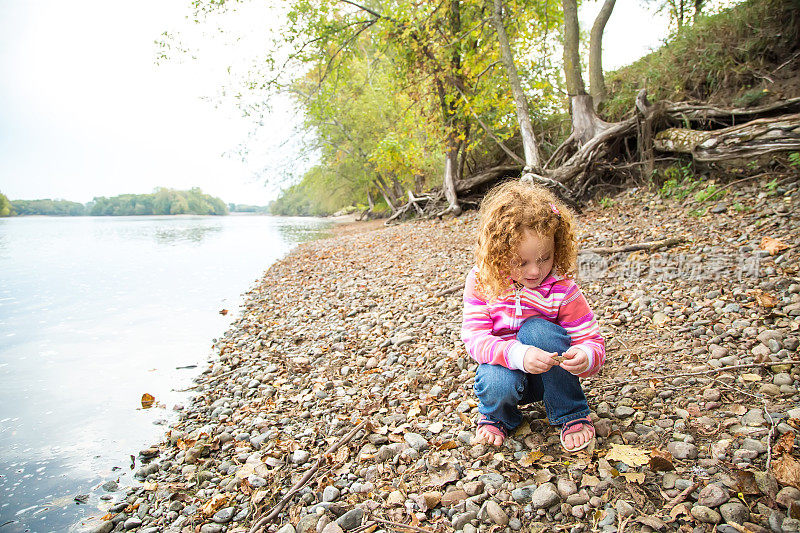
[323,486,341,502]
[200,525,223,533]
[212,507,235,524]
[511,486,536,504]
[478,473,505,490]
[667,441,698,459]
[123,517,142,530]
[783,518,800,532]
[404,432,428,452]
[615,406,635,418]
[774,373,794,386]
[481,500,508,526]
[777,486,800,508]
[296,514,320,533]
[615,500,635,519]
[757,329,784,345]
[277,524,297,533]
[743,409,766,426]
[742,438,767,453]
[89,522,114,533]
[452,511,477,530]
[691,505,721,524]
[719,502,750,524]
[530,482,561,509]
[335,508,364,530]
[101,480,118,492]
[557,478,578,498]
[292,450,311,464]
[697,484,730,507]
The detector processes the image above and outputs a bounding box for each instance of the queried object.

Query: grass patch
[601,0,800,120]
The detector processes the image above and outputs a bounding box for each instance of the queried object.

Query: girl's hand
[560,347,590,375]
[523,346,559,374]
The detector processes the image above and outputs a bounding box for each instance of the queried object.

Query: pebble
[697,484,729,507]
[323,486,341,502]
[404,432,428,452]
[335,508,364,530]
[691,505,721,524]
[667,441,698,459]
[481,500,508,526]
[212,507,235,524]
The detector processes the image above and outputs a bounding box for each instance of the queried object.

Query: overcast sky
[0,0,670,205]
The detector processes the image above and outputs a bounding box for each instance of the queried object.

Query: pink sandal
[476,414,507,445]
[560,417,595,452]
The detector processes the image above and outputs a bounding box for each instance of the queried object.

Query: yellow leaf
[142,481,158,491]
[741,373,762,382]
[606,444,650,467]
[581,474,600,487]
[761,236,790,255]
[141,393,155,409]
[622,472,645,484]
[520,450,544,467]
[201,493,231,516]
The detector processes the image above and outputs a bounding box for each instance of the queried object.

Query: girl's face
[510,229,555,289]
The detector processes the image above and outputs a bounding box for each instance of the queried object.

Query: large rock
[667,441,698,459]
[697,484,729,507]
[690,505,721,524]
[530,482,561,509]
[335,508,364,530]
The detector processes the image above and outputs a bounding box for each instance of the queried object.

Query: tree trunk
[654,113,800,162]
[374,175,398,212]
[589,0,616,108]
[490,0,542,172]
[570,94,612,145]
[442,134,463,215]
[562,0,586,98]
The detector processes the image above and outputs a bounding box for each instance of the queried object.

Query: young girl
[461,181,605,452]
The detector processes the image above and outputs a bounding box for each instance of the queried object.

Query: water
[0,214,333,533]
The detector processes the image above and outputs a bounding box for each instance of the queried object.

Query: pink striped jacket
[461,266,605,378]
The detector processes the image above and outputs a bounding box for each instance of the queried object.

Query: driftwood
[654,113,800,162]
[455,164,523,194]
[580,236,685,255]
[665,96,800,122]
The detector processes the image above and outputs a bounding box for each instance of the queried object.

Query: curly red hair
[475,181,578,302]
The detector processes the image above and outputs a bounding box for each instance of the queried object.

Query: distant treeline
[0,188,237,217]
[228,203,270,214]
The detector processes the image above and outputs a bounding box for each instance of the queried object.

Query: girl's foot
[474,415,507,447]
[560,417,595,452]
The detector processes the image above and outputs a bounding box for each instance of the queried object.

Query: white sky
[0,0,670,205]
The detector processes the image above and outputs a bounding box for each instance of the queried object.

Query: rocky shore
[83,177,799,533]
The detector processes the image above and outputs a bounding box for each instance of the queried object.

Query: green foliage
[0,192,14,217]
[658,162,699,200]
[229,203,270,213]
[598,196,615,209]
[11,199,86,216]
[694,183,725,203]
[764,178,779,196]
[602,0,799,120]
[788,152,800,168]
[90,188,228,216]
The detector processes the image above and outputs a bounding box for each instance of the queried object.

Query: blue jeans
[474,317,590,431]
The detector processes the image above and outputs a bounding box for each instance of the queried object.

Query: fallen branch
[596,360,800,390]
[248,419,369,533]
[373,517,435,533]
[432,284,463,298]
[664,481,701,511]
[580,236,685,255]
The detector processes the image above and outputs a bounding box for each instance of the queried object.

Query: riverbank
[81,177,800,533]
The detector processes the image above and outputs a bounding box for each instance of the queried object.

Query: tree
[0,192,14,217]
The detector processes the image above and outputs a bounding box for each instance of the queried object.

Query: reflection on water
[0,214,332,533]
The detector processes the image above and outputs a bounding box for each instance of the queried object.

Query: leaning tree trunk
[490,0,542,172]
[654,113,800,162]
[442,134,463,216]
[589,0,616,108]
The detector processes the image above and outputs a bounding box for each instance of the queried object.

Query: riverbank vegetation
[4,188,229,217]
[182,0,798,217]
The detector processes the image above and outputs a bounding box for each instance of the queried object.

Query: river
[0,214,334,533]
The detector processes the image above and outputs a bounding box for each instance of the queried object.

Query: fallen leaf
[761,236,790,255]
[141,393,155,409]
[251,490,267,505]
[636,515,667,531]
[513,424,532,438]
[598,458,619,479]
[622,472,645,484]
[433,440,458,451]
[774,431,795,455]
[606,444,650,467]
[773,454,800,490]
[733,470,761,495]
[457,412,471,425]
[729,404,747,416]
[581,474,600,487]
[201,493,231,516]
[649,449,675,471]
[334,446,349,463]
[750,289,778,308]
[100,513,115,521]
[142,481,157,491]
[219,309,228,315]
[428,462,460,487]
[520,450,544,467]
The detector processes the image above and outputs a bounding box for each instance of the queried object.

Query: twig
[664,481,700,511]
[372,518,435,533]
[765,403,777,471]
[596,360,800,390]
[248,420,369,533]
[432,284,463,298]
[580,237,685,255]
